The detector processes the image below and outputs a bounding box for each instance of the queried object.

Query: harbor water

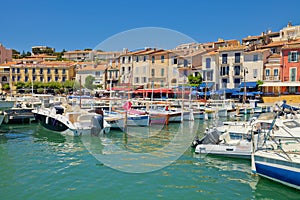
[1,118,300,199]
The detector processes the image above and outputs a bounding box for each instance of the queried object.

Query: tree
[85,75,96,90]
[188,74,202,86]
[2,83,10,90]
[63,80,74,89]
[15,82,26,89]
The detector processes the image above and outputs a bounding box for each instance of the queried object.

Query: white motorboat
[251,115,300,190]
[33,105,110,136]
[194,127,254,159]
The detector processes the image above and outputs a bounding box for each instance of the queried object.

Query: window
[32,68,36,74]
[152,56,155,63]
[288,51,299,62]
[184,59,188,67]
[2,76,7,82]
[136,56,139,62]
[207,71,213,81]
[115,71,118,78]
[12,76,15,82]
[25,68,28,74]
[48,77,51,82]
[290,68,296,81]
[109,71,112,78]
[40,77,43,82]
[160,80,164,87]
[17,68,20,73]
[62,77,66,82]
[265,69,270,76]
[55,69,58,74]
[62,69,66,74]
[235,53,240,63]
[47,68,51,74]
[222,54,228,64]
[12,68,15,73]
[122,57,125,64]
[55,77,59,81]
[253,54,259,61]
[161,68,164,76]
[142,77,147,83]
[25,76,28,82]
[234,78,240,88]
[206,58,211,69]
[274,69,279,76]
[151,68,155,76]
[253,69,258,78]
[17,76,20,81]
[128,56,131,63]
[128,67,131,72]
[220,66,229,76]
[134,77,139,83]
[234,66,240,76]
[122,67,125,74]
[161,55,164,63]
[33,76,36,81]
[222,78,228,88]
[143,56,146,62]
[173,57,177,64]
[40,69,43,74]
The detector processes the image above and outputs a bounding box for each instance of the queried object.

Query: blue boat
[253,148,300,190]
[251,113,300,190]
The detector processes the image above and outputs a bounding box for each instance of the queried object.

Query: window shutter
[288,52,291,62]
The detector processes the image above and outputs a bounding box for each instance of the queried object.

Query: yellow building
[9,60,76,89]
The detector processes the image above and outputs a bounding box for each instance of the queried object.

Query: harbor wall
[263,95,300,104]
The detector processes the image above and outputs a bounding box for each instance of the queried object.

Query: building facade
[0,43,12,64]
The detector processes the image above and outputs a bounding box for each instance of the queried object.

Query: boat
[251,112,300,190]
[148,105,182,125]
[194,126,254,159]
[252,146,300,190]
[33,105,111,136]
[0,99,14,126]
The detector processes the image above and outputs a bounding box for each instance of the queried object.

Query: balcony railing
[264,75,280,81]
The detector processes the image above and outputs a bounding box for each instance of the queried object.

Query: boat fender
[3,114,9,124]
[46,116,49,124]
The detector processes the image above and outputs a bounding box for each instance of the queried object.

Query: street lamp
[243,67,248,104]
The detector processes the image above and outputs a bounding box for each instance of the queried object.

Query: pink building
[0,43,12,64]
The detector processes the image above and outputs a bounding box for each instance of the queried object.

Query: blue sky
[1,0,300,52]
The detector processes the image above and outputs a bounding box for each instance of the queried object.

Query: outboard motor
[191,136,200,148]
[91,114,105,136]
[199,128,221,144]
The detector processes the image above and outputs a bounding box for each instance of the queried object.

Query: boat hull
[195,144,251,159]
[127,115,150,126]
[254,152,300,190]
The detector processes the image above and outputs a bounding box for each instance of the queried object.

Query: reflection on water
[1,119,300,199]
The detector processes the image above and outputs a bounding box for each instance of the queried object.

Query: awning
[239,82,257,88]
[199,82,214,89]
[134,88,173,94]
[261,82,300,87]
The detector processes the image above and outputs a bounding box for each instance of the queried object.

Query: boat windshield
[283,120,300,129]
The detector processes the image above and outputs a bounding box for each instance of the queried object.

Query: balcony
[264,75,280,81]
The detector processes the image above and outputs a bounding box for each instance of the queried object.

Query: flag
[122,101,132,110]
